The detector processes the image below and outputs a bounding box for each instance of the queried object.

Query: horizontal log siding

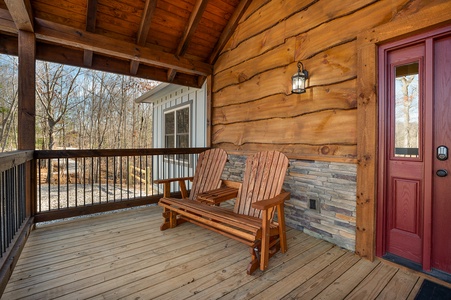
[212,0,448,256]
[212,0,414,160]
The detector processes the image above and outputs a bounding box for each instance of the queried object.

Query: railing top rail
[0,150,34,173]
[34,147,210,159]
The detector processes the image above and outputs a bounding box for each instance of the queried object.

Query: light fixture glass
[292,61,308,94]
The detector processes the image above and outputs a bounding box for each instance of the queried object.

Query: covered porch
[2,204,439,299]
[1,0,451,298]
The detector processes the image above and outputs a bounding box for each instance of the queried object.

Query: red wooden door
[385,43,425,264]
[379,27,451,277]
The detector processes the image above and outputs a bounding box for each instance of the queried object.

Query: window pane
[176,107,189,134]
[394,62,419,158]
[165,112,174,134]
[177,134,189,148]
[165,134,174,148]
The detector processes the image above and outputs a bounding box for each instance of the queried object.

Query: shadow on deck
[2,205,449,299]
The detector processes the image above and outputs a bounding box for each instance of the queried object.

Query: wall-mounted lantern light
[292,61,308,94]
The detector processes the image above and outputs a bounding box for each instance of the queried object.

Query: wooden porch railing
[34,148,208,222]
[0,150,34,295]
[0,147,207,295]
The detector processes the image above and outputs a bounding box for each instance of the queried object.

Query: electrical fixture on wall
[291,61,309,94]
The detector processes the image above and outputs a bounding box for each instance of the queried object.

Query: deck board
[2,205,450,299]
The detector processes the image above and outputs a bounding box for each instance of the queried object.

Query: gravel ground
[37,183,159,212]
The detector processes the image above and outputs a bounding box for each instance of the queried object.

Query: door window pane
[394,62,420,158]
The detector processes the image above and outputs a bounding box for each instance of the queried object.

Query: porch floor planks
[2,205,450,300]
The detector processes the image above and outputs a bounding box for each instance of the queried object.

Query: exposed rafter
[177,0,209,56]
[130,0,157,75]
[208,0,253,64]
[84,0,98,67]
[4,0,34,32]
[0,0,245,87]
[33,18,212,76]
[168,0,209,82]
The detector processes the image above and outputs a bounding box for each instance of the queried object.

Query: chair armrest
[155,176,194,198]
[251,192,290,210]
[221,179,242,189]
[154,177,194,184]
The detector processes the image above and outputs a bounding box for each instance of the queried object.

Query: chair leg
[247,246,260,275]
[160,208,171,231]
[160,207,178,230]
[259,209,271,271]
[277,204,288,253]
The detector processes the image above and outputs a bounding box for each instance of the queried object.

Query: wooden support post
[18,30,35,150]
[206,75,212,147]
[18,30,36,218]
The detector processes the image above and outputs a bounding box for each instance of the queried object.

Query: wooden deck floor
[2,205,450,299]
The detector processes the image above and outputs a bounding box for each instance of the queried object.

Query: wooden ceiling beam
[34,18,213,76]
[84,0,98,67]
[0,34,201,87]
[208,0,253,64]
[130,0,157,75]
[4,0,34,32]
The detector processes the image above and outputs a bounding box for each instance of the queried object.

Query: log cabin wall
[212,0,446,252]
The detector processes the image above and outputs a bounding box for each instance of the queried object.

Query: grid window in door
[164,106,190,161]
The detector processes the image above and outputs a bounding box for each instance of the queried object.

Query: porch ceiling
[0,0,252,87]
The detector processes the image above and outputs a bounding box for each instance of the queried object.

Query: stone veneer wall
[221,155,357,251]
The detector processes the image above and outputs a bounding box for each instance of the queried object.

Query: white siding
[149,83,207,193]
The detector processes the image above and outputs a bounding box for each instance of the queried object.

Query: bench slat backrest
[189,148,228,200]
[234,151,289,218]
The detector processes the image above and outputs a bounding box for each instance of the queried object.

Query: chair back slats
[189,148,228,200]
[234,151,289,219]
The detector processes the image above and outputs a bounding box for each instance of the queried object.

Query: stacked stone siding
[222,155,357,251]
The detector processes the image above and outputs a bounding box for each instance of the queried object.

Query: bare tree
[36,62,81,150]
[0,55,19,151]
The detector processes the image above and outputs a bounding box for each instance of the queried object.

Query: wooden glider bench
[158,151,290,275]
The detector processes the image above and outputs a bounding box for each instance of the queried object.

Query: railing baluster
[98,157,101,204]
[48,159,51,211]
[83,157,86,206]
[106,157,109,203]
[57,158,60,210]
[74,158,78,207]
[66,158,69,208]
[113,156,116,201]
[91,156,94,205]
[120,156,123,201]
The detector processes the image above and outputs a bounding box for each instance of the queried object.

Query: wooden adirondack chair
[155,148,228,229]
[158,150,290,274]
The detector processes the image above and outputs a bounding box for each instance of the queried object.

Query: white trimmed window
[164,105,190,159]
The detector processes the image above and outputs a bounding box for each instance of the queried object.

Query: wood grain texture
[4,206,445,299]
[211,0,414,161]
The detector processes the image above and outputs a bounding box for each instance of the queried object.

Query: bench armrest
[154,177,194,184]
[221,179,242,189]
[251,191,290,210]
[155,176,194,198]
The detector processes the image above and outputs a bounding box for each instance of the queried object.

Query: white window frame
[164,104,191,163]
